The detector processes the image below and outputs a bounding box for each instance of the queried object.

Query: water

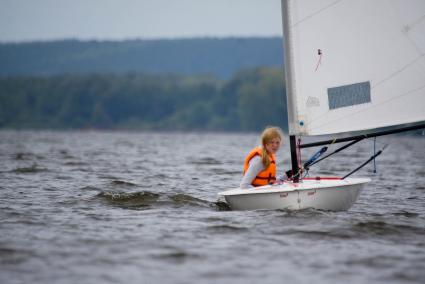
[0,130,424,284]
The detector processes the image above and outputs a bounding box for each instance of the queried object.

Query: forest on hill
[0,67,288,131]
[0,37,283,79]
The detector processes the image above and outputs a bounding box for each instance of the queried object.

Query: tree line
[0,67,288,131]
[0,38,284,79]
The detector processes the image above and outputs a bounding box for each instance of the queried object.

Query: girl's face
[265,137,281,154]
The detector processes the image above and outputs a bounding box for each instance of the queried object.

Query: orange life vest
[243,147,276,186]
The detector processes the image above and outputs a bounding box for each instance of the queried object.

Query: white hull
[218,178,370,211]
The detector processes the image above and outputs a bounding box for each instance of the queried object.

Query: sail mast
[281,0,300,182]
[281,0,298,134]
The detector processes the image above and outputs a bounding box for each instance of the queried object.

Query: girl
[240,126,283,188]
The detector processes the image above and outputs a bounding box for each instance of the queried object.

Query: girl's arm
[239,156,264,189]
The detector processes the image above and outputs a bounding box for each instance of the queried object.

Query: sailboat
[219,0,425,211]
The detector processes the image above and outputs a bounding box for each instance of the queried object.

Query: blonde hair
[260,126,283,168]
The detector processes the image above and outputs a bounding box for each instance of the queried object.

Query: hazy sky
[0,0,283,42]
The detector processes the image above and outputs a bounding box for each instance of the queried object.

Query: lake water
[0,130,424,284]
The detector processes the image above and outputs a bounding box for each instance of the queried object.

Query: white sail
[282,0,425,136]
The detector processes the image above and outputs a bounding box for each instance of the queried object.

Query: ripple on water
[351,220,424,238]
[151,248,204,264]
[168,193,211,207]
[0,247,34,265]
[57,149,74,159]
[110,180,138,187]
[278,228,355,240]
[188,157,222,165]
[391,210,419,218]
[13,152,43,161]
[11,163,48,174]
[81,185,102,191]
[210,168,240,175]
[63,161,88,166]
[345,254,405,269]
[206,224,249,234]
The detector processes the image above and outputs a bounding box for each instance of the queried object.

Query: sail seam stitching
[293,0,344,27]
[372,54,425,89]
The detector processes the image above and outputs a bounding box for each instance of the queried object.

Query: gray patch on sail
[328,81,371,110]
[306,96,320,107]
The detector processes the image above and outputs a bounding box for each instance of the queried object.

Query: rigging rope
[373,137,377,173]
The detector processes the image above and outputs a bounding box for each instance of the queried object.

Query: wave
[344,254,405,269]
[63,161,88,166]
[169,193,211,207]
[272,216,424,240]
[11,163,48,173]
[13,152,43,161]
[210,168,240,175]
[189,157,222,165]
[206,224,249,233]
[214,201,232,211]
[351,220,424,237]
[97,191,160,209]
[151,249,203,263]
[100,192,156,200]
[391,210,419,217]
[94,190,230,211]
[81,185,102,191]
[110,180,138,187]
[0,247,33,265]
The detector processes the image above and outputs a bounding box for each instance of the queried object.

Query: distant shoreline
[0,37,284,79]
